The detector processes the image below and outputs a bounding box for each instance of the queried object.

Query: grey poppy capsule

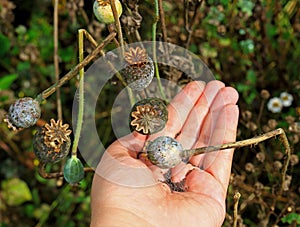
[121,47,154,91]
[145,136,183,169]
[5,97,41,130]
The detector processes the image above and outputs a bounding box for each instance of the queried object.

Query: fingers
[176,80,225,148]
[197,86,239,147]
[148,80,206,140]
[189,86,239,166]
[185,104,239,203]
[172,81,236,182]
[200,104,239,187]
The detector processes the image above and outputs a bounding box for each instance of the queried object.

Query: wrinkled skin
[91,80,239,227]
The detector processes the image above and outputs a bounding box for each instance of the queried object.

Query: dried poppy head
[130,98,168,135]
[145,136,184,169]
[33,119,72,163]
[121,47,154,91]
[124,47,148,67]
[4,97,41,131]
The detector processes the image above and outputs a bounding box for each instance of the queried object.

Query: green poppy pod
[93,0,123,24]
[63,157,85,184]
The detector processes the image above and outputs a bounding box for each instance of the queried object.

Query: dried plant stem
[153,0,166,99]
[53,0,62,120]
[110,0,124,56]
[107,24,121,47]
[53,0,64,187]
[278,129,291,193]
[256,98,266,126]
[183,128,291,190]
[158,0,167,42]
[38,163,94,179]
[233,191,241,227]
[184,128,289,156]
[35,32,117,103]
[79,29,126,86]
[80,29,98,47]
[79,29,135,105]
[184,0,203,49]
[157,0,170,63]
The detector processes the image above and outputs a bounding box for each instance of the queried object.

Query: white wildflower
[267,97,283,113]
[280,92,293,107]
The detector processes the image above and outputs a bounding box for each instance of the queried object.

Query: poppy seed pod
[5,97,41,130]
[63,157,85,184]
[130,98,168,135]
[33,119,72,163]
[121,47,154,91]
[93,0,123,24]
[145,136,183,169]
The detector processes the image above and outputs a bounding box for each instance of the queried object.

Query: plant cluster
[0,0,299,226]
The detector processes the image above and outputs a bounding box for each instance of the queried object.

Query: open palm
[91,80,239,227]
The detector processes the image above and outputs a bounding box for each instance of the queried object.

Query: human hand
[91,80,239,226]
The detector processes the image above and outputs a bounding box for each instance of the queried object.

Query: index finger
[148,80,206,140]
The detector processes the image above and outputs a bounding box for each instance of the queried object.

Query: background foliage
[0,0,299,226]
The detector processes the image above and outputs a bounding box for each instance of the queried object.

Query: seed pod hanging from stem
[144,128,291,180]
[33,119,72,163]
[93,0,123,24]
[121,47,154,91]
[4,97,41,131]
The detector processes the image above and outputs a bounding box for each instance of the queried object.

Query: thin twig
[278,130,291,193]
[79,29,135,105]
[256,99,266,126]
[184,0,189,33]
[183,128,291,192]
[158,0,168,42]
[183,128,289,157]
[38,163,94,179]
[158,0,169,63]
[35,32,117,103]
[184,0,203,49]
[233,191,241,227]
[53,0,62,120]
[153,0,166,99]
[53,0,65,187]
[107,24,121,47]
[110,0,124,56]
